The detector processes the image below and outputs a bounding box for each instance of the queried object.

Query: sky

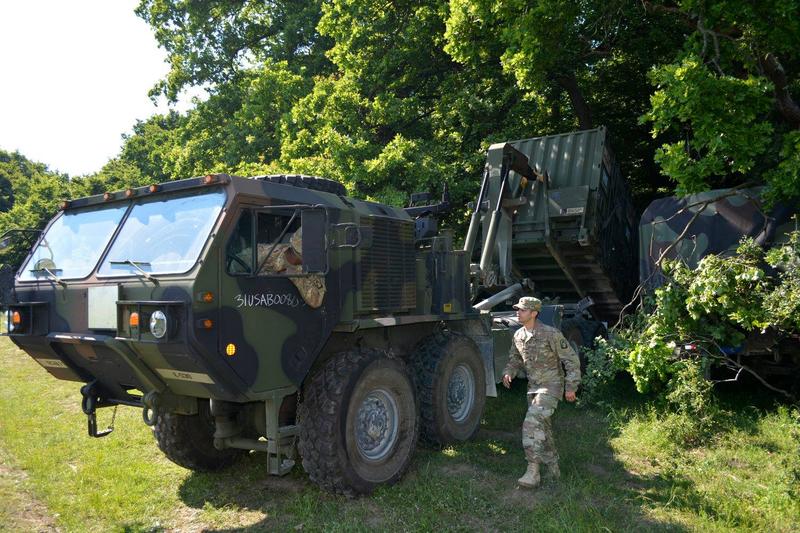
[0,1,196,176]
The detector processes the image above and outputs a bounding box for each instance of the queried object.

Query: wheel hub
[356,389,399,461]
[447,364,475,423]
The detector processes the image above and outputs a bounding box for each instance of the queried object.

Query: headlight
[149,310,168,339]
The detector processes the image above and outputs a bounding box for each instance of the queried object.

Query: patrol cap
[512,296,542,311]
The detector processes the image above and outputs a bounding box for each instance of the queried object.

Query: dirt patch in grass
[586,462,611,478]
[259,475,307,494]
[0,459,60,532]
[438,462,480,477]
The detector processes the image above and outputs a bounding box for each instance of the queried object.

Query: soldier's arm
[554,332,581,393]
[502,337,524,379]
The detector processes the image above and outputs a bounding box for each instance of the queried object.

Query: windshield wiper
[109,260,159,286]
[29,267,67,287]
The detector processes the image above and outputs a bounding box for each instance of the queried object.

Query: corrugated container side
[502,127,637,321]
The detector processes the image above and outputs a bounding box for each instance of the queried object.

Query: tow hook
[142,391,161,426]
[80,381,115,438]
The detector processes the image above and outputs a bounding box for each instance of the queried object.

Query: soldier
[502,296,581,489]
[257,228,326,308]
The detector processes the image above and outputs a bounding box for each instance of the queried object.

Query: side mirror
[301,209,327,273]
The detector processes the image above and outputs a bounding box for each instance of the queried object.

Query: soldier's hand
[565,391,576,402]
[502,374,512,389]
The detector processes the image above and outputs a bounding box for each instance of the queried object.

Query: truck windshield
[18,204,128,281]
[98,188,226,277]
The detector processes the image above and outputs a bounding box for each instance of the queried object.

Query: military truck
[640,187,800,380]
[2,127,636,495]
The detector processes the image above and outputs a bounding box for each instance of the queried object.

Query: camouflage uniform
[256,229,327,308]
[503,315,580,471]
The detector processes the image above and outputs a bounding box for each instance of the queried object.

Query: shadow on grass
[173,376,792,532]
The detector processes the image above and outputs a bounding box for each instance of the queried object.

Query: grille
[357,217,416,313]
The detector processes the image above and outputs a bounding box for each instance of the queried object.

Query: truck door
[218,205,332,394]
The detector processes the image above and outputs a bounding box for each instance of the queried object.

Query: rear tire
[153,400,245,471]
[412,332,486,447]
[297,349,419,496]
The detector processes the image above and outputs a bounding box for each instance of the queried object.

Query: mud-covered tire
[561,318,607,372]
[259,174,347,196]
[297,349,419,496]
[153,400,245,471]
[412,332,486,447]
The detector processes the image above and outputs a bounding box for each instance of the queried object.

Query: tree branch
[554,72,592,129]
[759,53,800,129]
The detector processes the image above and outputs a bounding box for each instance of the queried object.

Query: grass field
[1,336,798,532]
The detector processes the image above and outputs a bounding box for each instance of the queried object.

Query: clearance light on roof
[103,192,113,201]
[203,174,216,185]
[149,184,160,193]
[125,189,135,198]
[59,200,70,210]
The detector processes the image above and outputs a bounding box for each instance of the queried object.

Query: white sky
[0,1,196,176]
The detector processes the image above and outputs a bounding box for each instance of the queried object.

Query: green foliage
[644,57,774,194]
[135,0,331,101]
[585,231,800,431]
[763,228,800,331]
[641,0,800,204]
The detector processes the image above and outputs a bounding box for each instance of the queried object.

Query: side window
[226,210,254,274]
[254,212,300,276]
[225,207,324,275]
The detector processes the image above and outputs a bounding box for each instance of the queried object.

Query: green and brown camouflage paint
[6,174,483,413]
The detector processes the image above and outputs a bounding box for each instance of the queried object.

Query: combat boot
[517,462,541,488]
[542,461,560,480]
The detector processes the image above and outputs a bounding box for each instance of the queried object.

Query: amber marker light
[125,189,135,198]
[203,174,216,185]
[59,200,70,210]
[129,312,140,328]
[202,291,214,303]
[225,343,236,356]
[11,311,21,327]
[103,192,112,201]
[202,319,213,329]
[149,184,160,193]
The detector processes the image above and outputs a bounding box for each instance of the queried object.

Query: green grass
[1,336,798,532]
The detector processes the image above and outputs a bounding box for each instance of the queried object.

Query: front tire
[412,332,486,447]
[153,400,245,471]
[297,349,419,496]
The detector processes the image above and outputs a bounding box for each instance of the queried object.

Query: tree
[641,0,800,204]
[135,0,332,101]
[445,0,688,205]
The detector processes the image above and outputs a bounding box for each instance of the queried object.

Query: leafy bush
[582,229,800,441]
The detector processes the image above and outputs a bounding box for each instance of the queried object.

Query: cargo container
[471,127,638,323]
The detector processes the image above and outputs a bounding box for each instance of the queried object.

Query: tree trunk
[760,53,800,129]
[555,73,592,130]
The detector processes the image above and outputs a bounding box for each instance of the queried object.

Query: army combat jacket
[502,322,581,398]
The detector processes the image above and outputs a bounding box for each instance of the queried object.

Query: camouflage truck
[3,174,491,495]
[1,127,639,495]
[640,187,800,378]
